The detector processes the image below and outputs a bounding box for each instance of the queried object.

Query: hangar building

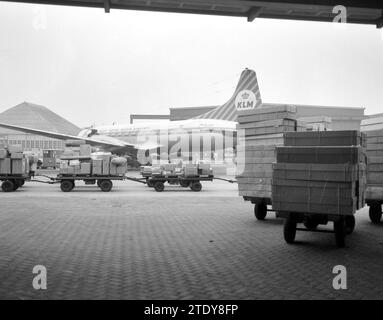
[0,102,80,156]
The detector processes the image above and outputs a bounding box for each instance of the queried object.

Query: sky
[0,2,383,128]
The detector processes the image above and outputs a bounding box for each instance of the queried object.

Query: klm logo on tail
[195,68,262,121]
[235,90,257,111]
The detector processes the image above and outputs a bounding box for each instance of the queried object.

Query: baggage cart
[32,173,125,192]
[146,174,214,192]
[271,132,365,248]
[55,174,125,192]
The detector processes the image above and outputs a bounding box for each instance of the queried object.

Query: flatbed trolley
[146,174,214,192]
[0,174,30,192]
[243,196,273,220]
[243,195,356,247]
[56,174,126,192]
[276,211,356,248]
[33,174,125,192]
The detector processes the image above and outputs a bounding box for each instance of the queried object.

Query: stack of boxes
[236,105,303,199]
[60,140,92,175]
[140,166,153,178]
[141,163,213,178]
[60,140,92,160]
[364,129,383,200]
[162,163,176,176]
[272,131,367,215]
[183,164,198,177]
[59,140,127,176]
[0,145,29,175]
[109,157,128,175]
[197,163,213,176]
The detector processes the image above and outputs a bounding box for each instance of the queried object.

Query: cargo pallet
[243,196,273,220]
[0,174,30,192]
[146,175,214,192]
[276,211,356,248]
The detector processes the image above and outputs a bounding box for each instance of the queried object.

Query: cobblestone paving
[0,180,382,299]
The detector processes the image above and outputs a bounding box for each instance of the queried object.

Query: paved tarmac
[0,173,382,299]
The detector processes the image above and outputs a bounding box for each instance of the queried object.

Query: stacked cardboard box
[110,157,128,175]
[59,141,127,176]
[183,164,198,177]
[0,145,29,175]
[141,163,212,178]
[60,140,91,160]
[198,163,213,176]
[272,131,366,216]
[364,129,383,200]
[60,156,127,176]
[284,131,366,147]
[140,166,153,177]
[236,105,302,198]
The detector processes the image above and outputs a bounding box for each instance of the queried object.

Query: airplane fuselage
[80,119,238,162]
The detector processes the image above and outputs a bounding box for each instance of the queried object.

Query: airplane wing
[0,122,130,149]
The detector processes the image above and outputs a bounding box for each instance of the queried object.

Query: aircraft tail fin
[194,68,262,121]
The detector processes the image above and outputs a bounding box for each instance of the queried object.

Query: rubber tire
[190,182,202,192]
[283,213,297,244]
[345,215,356,235]
[99,180,113,192]
[60,180,74,192]
[180,180,190,188]
[1,180,15,192]
[147,179,154,188]
[369,204,382,224]
[154,181,165,192]
[254,203,267,220]
[334,217,346,248]
[303,218,319,230]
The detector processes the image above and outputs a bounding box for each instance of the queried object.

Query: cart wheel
[154,181,164,192]
[254,203,267,220]
[334,217,346,248]
[180,180,190,188]
[190,181,202,192]
[99,180,113,192]
[1,180,15,192]
[369,204,382,224]
[303,218,319,230]
[147,179,154,187]
[283,213,297,244]
[60,180,75,192]
[345,215,356,235]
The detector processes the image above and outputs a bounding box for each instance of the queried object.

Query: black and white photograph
[0,0,383,310]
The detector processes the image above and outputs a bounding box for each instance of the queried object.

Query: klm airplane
[0,69,262,160]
